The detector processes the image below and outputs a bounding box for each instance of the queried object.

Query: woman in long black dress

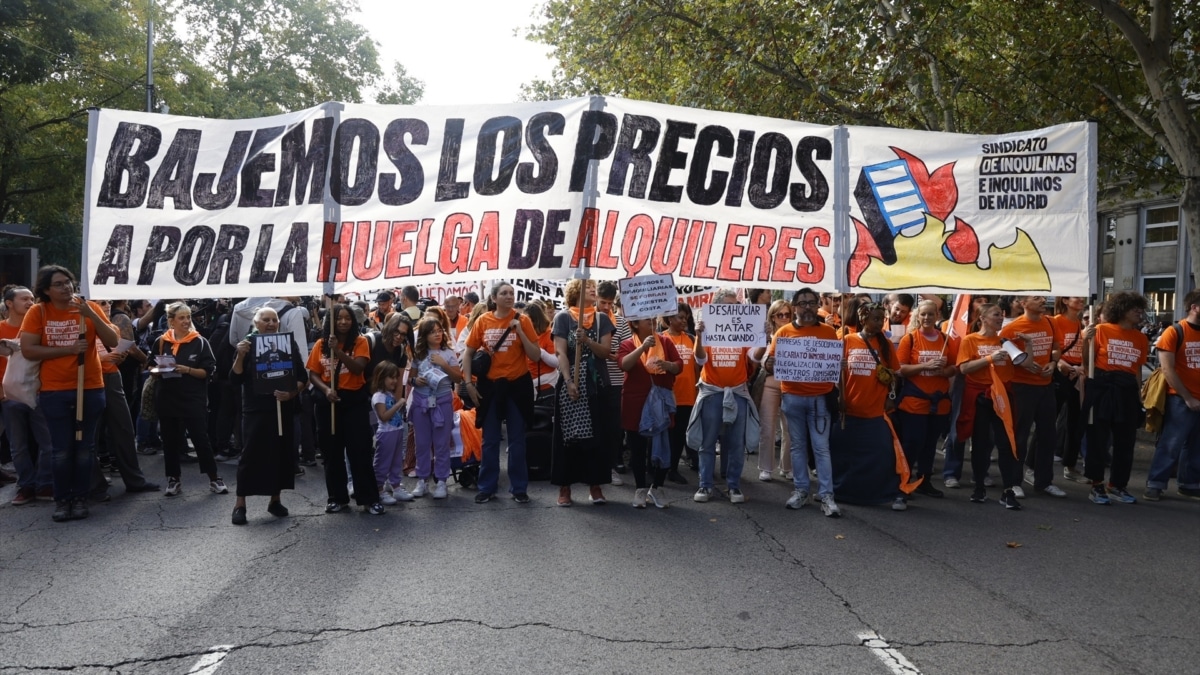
[229,307,306,525]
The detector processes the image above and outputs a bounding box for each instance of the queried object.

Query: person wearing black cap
[373,292,395,327]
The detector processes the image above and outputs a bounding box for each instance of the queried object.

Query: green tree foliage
[528,0,1200,283]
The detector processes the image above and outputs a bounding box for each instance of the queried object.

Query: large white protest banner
[843,122,1095,295]
[80,97,1093,299]
[701,303,766,348]
[773,337,842,384]
[619,274,678,321]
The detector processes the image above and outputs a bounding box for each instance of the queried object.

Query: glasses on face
[773,312,793,319]
[794,301,818,308]
[50,280,73,289]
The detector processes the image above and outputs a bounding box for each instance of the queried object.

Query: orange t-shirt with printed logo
[1093,324,1147,376]
[769,322,839,396]
[306,335,370,391]
[897,330,958,415]
[466,312,538,381]
[668,331,698,406]
[700,346,751,388]
[843,333,899,418]
[1052,314,1084,366]
[957,334,1014,388]
[1000,315,1059,386]
[1157,321,1200,398]
[20,301,114,391]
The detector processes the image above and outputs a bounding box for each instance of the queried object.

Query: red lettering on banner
[680,218,703,277]
[650,216,685,275]
[744,225,776,282]
[597,210,620,269]
[717,223,750,281]
[772,227,803,283]
[351,220,388,281]
[384,220,418,278]
[470,211,500,272]
[694,220,718,279]
[798,227,830,283]
[318,221,354,282]
[622,213,654,276]
[413,219,436,275]
[440,213,472,275]
[569,207,599,268]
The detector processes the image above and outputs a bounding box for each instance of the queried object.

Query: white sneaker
[693,487,712,503]
[729,488,746,503]
[892,497,908,511]
[782,471,793,480]
[432,480,448,499]
[785,490,809,510]
[411,479,428,498]
[632,488,648,508]
[820,494,841,517]
[758,470,773,482]
[380,492,398,506]
[391,484,415,502]
[943,477,961,489]
[1011,485,1026,498]
[1023,468,1036,486]
[610,470,624,486]
[1040,484,1067,498]
[209,478,228,494]
[983,475,996,487]
[1063,467,1089,484]
[646,486,668,509]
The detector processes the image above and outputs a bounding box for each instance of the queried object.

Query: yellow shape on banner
[858,214,1051,292]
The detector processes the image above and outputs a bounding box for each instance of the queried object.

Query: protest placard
[619,273,678,321]
[773,337,842,384]
[701,303,767,348]
[252,332,297,396]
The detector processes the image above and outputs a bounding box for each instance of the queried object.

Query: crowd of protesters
[2,264,1198,525]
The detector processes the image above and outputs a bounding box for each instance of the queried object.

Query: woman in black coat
[228,306,307,525]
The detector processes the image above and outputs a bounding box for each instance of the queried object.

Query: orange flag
[948,294,972,339]
[883,414,923,494]
[989,364,1019,459]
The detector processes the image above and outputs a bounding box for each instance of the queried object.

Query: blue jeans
[782,393,833,497]
[697,393,747,490]
[1147,395,1200,490]
[2,399,55,489]
[39,389,106,502]
[479,396,528,495]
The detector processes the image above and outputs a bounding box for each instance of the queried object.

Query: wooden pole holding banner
[277,399,284,436]
[573,261,589,389]
[1086,301,1096,424]
[75,310,86,441]
[326,295,337,435]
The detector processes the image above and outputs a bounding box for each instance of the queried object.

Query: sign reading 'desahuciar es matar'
[81,97,1094,300]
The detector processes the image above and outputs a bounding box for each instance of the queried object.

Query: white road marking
[857,631,922,675]
[187,645,234,675]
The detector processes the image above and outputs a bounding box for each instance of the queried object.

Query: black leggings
[970,396,1022,489]
[626,431,667,489]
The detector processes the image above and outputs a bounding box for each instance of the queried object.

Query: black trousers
[315,389,376,506]
[1012,383,1057,489]
[626,431,667,490]
[161,415,218,479]
[971,396,1022,489]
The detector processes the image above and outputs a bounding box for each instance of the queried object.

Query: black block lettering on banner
[93,225,133,284]
[147,129,201,210]
[139,226,180,284]
[792,136,832,211]
[380,118,429,206]
[687,125,735,206]
[238,126,286,208]
[517,112,564,194]
[208,224,250,284]
[509,209,543,270]
[748,132,791,209]
[569,110,617,191]
[608,114,660,199]
[541,209,569,269]
[276,118,333,206]
[649,120,696,203]
[475,116,523,196]
[98,122,162,208]
[276,222,308,282]
[194,130,251,210]
[436,118,469,201]
[250,225,277,282]
[175,226,215,286]
[331,118,379,206]
[724,129,756,207]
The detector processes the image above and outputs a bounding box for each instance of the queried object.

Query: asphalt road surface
[2,435,1197,674]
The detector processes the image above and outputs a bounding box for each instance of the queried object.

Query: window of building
[1143,275,1176,319]
[1103,214,1116,252]
[1143,205,1180,246]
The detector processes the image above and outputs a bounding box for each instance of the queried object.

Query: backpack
[1141,322,1183,433]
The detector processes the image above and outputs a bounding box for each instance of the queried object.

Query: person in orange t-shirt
[18,266,118,521]
[1051,296,1088,481]
[1080,291,1149,504]
[1146,288,1200,499]
[664,304,699,481]
[462,282,541,504]
[307,303,380,514]
[765,288,841,516]
[1000,295,1066,497]
[832,302,906,509]
[895,299,958,498]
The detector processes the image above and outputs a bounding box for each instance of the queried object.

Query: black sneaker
[299,458,318,467]
[916,480,945,498]
[512,493,530,504]
[1000,489,1021,510]
[970,487,987,504]
[475,492,496,504]
[231,506,248,525]
[1178,486,1200,501]
[667,470,688,485]
[267,501,289,518]
[69,498,89,520]
[52,501,71,522]
[324,501,347,513]
[364,502,385,515]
